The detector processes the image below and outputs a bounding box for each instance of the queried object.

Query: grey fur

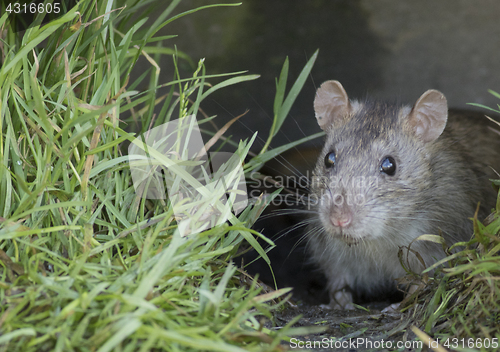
[308,81,500,309]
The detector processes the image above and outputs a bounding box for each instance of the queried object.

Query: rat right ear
[408,89,448,143]
[314,80,351,130]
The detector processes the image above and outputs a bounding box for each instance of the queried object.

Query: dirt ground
[273,301,423,352]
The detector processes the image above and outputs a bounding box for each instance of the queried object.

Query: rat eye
[380,156,396,176]
[324,151,336,168]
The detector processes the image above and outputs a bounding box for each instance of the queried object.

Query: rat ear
[408,89,448,143]
[314,80,351,130]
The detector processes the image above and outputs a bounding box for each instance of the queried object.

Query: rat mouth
[333,229,372,246]
[339,233,360,246]
[319,212,372,245]
[320,218,362,245]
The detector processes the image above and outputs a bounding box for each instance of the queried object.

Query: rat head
[311,80,448,246]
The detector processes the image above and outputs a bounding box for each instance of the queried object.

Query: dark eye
[324,151,336,168]
[380,156,396,176]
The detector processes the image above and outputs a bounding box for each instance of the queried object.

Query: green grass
[403,104,500,351]
[0,1,320,351]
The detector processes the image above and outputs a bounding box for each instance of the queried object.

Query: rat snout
[330,212,352,228]
[329,194,353,228]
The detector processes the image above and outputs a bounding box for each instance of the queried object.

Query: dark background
[161,0,500,150]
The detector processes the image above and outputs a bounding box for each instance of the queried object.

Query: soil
[272,301,422,352]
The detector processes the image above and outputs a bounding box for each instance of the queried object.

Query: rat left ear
[314,80,351,130]
[408,89,448,143]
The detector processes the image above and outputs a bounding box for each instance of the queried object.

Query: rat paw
[329,289,355,310]
[381,302,401,314]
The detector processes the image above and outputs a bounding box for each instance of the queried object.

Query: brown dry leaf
[196,110,249,159]
[0,248,25,276]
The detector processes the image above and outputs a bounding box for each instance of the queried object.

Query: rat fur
[307,80,500,309]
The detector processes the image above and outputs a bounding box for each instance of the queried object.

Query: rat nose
[330,212,352,228]
[329,193,353,228]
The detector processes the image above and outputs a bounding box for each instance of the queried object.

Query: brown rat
[307,80,500,309]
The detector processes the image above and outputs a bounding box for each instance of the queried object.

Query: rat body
[307,80,500,309]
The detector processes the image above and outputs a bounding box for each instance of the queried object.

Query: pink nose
[331,213,352,228]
